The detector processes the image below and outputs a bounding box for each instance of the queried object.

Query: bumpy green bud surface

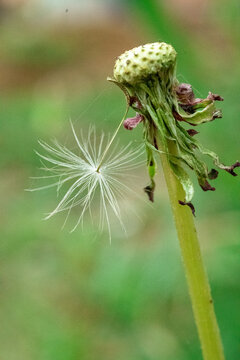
[113,42,177,85]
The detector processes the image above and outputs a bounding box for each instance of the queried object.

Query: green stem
[158,140,225,360]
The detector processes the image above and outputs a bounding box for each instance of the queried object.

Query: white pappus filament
[28,122,144,240]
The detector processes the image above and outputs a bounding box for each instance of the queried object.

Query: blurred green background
[0,1,239,359]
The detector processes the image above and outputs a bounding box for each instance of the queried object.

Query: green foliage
[0,2,240,359]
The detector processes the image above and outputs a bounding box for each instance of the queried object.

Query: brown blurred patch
[0,22,140,93]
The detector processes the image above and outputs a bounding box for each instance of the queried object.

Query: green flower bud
[113,42,177,85]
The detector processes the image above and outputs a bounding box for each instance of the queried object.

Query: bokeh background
[0,0,240,359]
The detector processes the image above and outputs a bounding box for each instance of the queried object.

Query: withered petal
[208,169,219,180]
[144,181,155,202]
[176,83,195,105]
[199,180,216,192]
[187,129,199,136]
[225,161,240,176]
[178,200,196,216]
[129,96,142,109]
[123,113,144,130]
[207,92,224,102]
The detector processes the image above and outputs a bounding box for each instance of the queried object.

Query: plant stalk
[158,139,225,360]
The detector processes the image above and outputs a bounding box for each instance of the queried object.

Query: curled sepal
[107,77,143,113]
[175,83,223,126]
[226,161,240,176]
[178,101,221,126]
[198,178,215,192]
[107,77,131,105]
[144,179,155,202]
[169,160,194,204]
[144,146,156,202]
[195,142,240,177]
[169,160,196,215]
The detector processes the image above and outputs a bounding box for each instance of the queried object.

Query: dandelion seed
[28,122,144,240]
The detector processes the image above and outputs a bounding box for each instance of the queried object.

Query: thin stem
[96,105,129,172]
[158,139,225,360]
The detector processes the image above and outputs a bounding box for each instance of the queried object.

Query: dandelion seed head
[113,42,176,85]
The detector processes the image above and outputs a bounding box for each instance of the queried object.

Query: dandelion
[111,42,239,211]
[29,41,238,359]
[109,41,239,360]
[29,120,144,240]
